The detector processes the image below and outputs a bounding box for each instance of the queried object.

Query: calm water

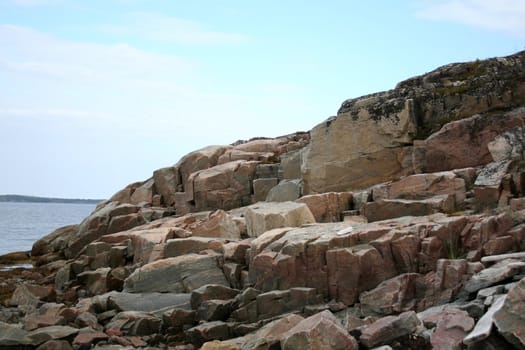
[0,202,96,256]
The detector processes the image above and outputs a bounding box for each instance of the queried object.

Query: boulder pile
[1,51,525,349]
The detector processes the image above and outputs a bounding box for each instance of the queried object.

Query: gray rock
[360,311,421,348]
[463,294,505,345]
[123,253,229,293]
[105,311,161,336]
[190,284,239,310]
[253,178,279,202]
[488,126,525,162]
[105,291,190,313]
[281,310,358,350]
[494,277,525,349]
[196,299,232,322]
[0,321,32,346]
[184,321,231,348]
[27,325,79,345]
[244,201,315,237]
[266,179,302,202]
[464,259,525,293]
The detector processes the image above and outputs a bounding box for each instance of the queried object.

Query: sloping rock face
[303,51,525,194]
[11,51,525,350]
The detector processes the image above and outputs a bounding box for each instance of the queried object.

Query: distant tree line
[0,194,102,204]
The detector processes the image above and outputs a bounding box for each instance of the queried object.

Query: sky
[1,0,524,199]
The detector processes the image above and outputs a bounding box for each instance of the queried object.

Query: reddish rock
[109,181,142,203]
[76,267,111,296]
[483,235,517,256]
[164,237,225,258]
[185,321,231,348]
[375,171,467,206]
[280,310,358,350]
[106,213,146,234]
[129,178,155,205]
[100,227,173,264]
[10,283,54,307]
[153,165,180,207]
[222,239,251,264]
[362,195,455,222]
[359,311,422,348]
[190,284,239,310]
[190,210,242,239]
[237,314,304,350]
[326,245,389,305]
[72,331,108,346]
[417,111,525,173]
[188,160,258,212]
[296,192,352,222]
[105,311,161,336]
[423,308,474,350]
[32,225,79,257]
[359,273,420,316]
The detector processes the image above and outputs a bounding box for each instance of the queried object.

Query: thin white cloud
[99,12,249,45]
[0,25,196,83]
[0,108,111,121]
[414,0,525,38]
[1,0,61,6]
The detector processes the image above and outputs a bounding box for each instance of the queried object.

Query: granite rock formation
[1,50,525,349]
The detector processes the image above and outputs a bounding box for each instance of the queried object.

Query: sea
[0,202,97,256]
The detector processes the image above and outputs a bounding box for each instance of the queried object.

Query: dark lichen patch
[365,98,406,122]
[435,84,471,96]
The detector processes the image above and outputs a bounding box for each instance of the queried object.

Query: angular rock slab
[105,291,191,313]
[494,277,525,349]
[0,321,32,346]
[464,294,505,346]
[245,201,315,237]
[422,308,474,350]
[27,325,79,346]
[280,310,358,350]
[123,253,228,293]
[359,311,421,348]
[464,259,525,293]
[359,273,420,316]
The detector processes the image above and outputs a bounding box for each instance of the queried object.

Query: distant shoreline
[0,194,103,205]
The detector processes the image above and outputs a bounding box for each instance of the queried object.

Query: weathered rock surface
[244,201,315,237]
[280,310,358,350]
[359,311,421,348]
[494,277,525,348]
[123,254,228,293]
[303,51,525,194]
[10,50,525,350]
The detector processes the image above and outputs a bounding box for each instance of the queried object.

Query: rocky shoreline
[1,51,525,349]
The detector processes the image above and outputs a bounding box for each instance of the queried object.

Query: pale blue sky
[1,0,524,199]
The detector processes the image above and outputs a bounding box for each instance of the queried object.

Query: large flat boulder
[296,192,352,223]
[104,291,191,313]
[244,201,315,237]
[188,160,259,212]
[123,253,228,293]
[494,277,525,348]
[359,311,422,348]
[280,310,358,350]
[362,195,455,222]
